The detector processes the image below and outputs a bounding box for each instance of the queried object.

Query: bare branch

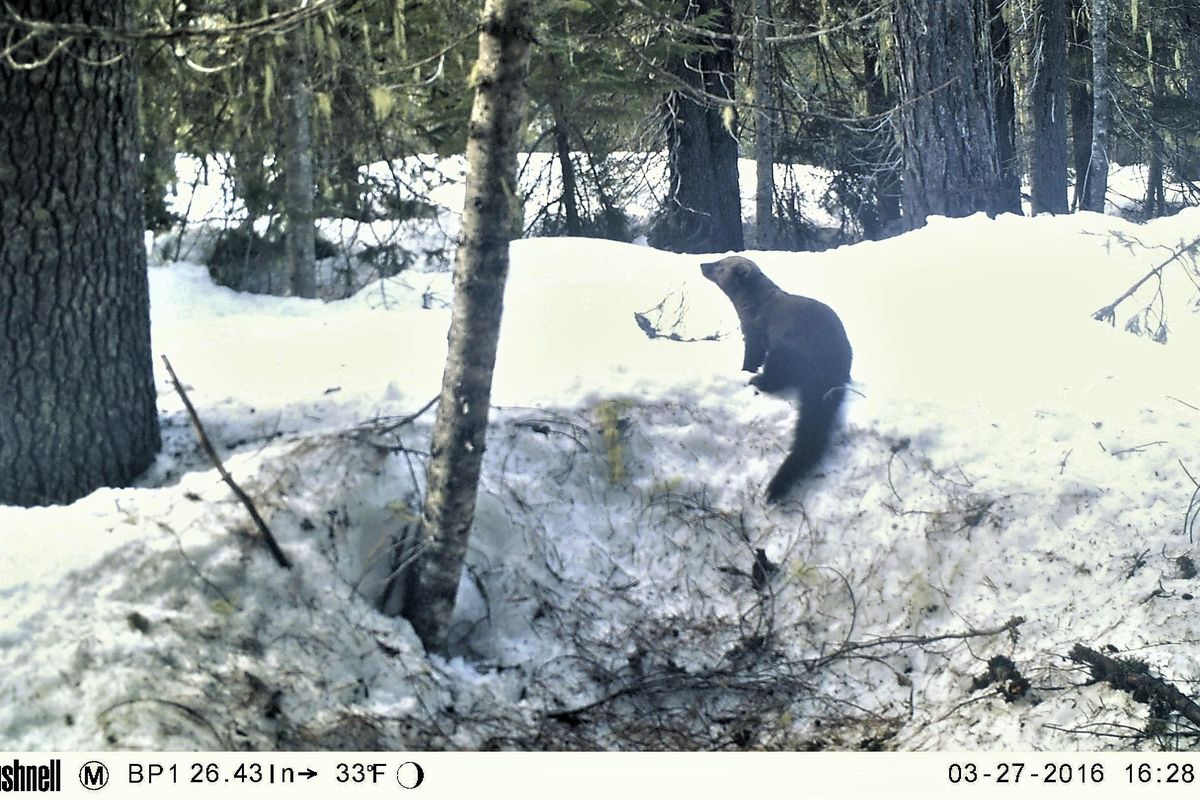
[162,355,292,571]
[1093,235,1200,325]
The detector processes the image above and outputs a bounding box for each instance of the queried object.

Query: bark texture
[1030,0,1070,213]
[987,0,1023,214]
[545,54,581,236]
[752,0,776,249]
[1084,0,1110,212]
[283,22,317,298]
[860,29,902,239]
[0,0,160,506]
[652,0,744,253]
[403,0,533,655]
[1068,0,1093,209]
[894,0,1006,228]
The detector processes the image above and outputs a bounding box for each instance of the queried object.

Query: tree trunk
[988,0,1023,214]
[1181,8,1200,182]
[1068,0,1093,209]
[1145,145,1164,218]
[752,0,776,249]
[893,0,1006,228]
[0,0,160,506]
[402,0,533,655]
[283,22,317,298]
[545,54,581,236]
[1143,15,1165,219]
[652,0,744,254]
[1083,0,1109,212]
[861,29,902,239]
[1188,10,1200,104]
[553,118,582,235]
[1030,0,1070,214]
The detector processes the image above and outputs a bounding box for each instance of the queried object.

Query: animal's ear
[732,259,754,281]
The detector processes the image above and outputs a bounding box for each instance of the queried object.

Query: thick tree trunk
[894,0,1006,229]
[988,0,1023,214]
[752,0,776,249]
[1030,0,1070,214]
[1084,0,1110,212]
[1068,0,1093,209]
[283,22,317,298]
[652,0,744,254]
[402,0,533,655]
[0,0,160,506]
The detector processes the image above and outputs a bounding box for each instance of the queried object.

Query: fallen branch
[1092,235,1200,325]
[373,395,439,434]
[811,616,1024,668]
[1069,644,1200,728]
[161,355,292,570]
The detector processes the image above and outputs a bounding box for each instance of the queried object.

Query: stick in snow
[161,355,292,570]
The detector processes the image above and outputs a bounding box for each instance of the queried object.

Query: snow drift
[3,202,1200,750]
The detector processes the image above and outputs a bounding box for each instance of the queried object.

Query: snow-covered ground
[3,159,1200,750]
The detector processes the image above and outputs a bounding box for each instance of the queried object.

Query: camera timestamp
[947,760,1198,787]
[948,762,1106,785]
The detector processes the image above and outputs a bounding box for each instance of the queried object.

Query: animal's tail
[765,381,847,503]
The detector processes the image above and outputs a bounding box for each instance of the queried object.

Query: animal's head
[701,256,764,292]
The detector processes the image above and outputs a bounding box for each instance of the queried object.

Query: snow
[3,162,1200,751]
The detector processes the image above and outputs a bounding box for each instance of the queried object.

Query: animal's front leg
[748,348,794,394]
[742,330,767,373]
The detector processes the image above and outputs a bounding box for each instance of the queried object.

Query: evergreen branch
[1070,644,1200,729]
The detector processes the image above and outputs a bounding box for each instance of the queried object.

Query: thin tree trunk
[988,0,1023,214]
[545,54,581,236]
[1084,0,1109,212]
[553,119,581,235]
[402,0,534,655]
[1188,11,1200,103]
[0,0,160,506]
[861,28,901,238]
[283,22,317,298]
[1068,0,1093,209]
[1143,6,1165,219]
[752,0,775,249]
[1145,145,1164,217]
[1030,0,1070,214]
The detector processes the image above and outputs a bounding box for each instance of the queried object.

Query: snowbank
[3,205,1200,750]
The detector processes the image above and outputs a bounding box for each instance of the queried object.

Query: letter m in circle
[80,761,110,791]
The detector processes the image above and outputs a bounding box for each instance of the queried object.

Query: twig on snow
[161,355,292,570]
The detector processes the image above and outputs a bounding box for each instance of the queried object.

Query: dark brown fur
[701,256,852,501]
